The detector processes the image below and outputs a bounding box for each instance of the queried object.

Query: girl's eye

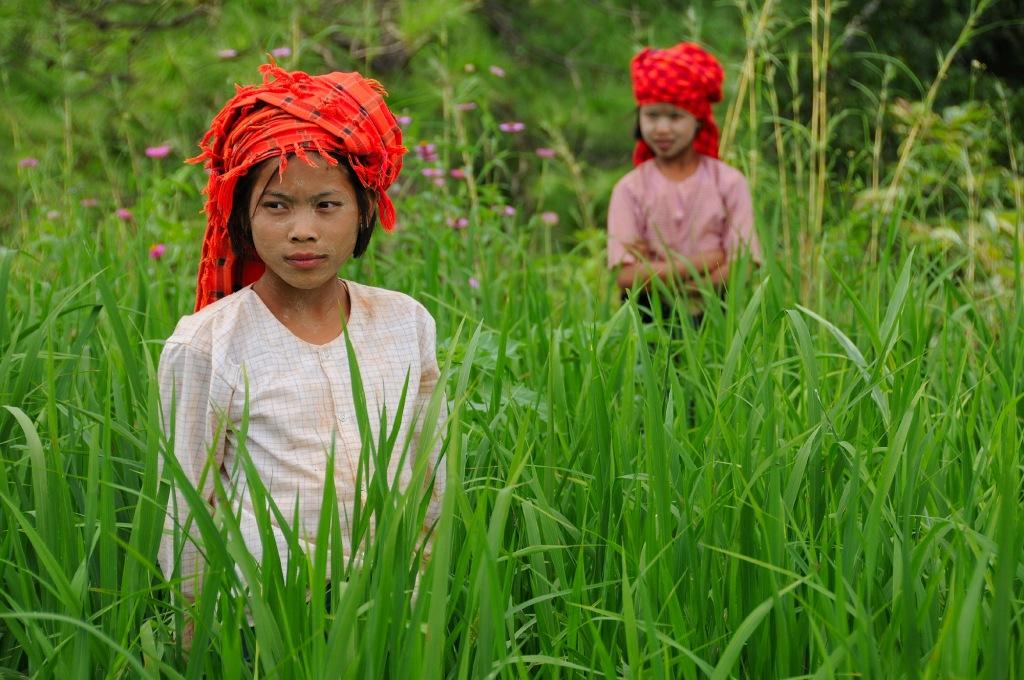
[317,201,342,210]
[262,201,286,210]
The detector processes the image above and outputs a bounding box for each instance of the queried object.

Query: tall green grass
[2,3,1023,678]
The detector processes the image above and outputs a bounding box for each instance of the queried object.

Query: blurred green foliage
[1,0,737,227]
[2,0,1021,289]
[853,97,1023,295]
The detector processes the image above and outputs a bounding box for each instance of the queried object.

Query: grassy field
[2,1,1023,678]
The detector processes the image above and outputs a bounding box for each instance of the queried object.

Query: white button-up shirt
[157,281,445,599]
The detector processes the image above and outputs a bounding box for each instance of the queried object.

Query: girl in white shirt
[158,63,445,608]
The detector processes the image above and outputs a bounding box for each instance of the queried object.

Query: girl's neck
[252,276,351,345]
[653,147,700,182]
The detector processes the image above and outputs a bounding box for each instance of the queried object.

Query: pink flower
[489,65,506,78]
[447,217,469,229]
[468,276,480,289]
[396,115,412,127]
[501,205,516,217]
[149,243,167,260]
[535,147,556,159]
[216,48,238,60]
[18,157,39,168]
[450,168,467,180]
[498,121,525,133]
[145,145,171,159]
[116,208,133,222]
[421,167,445,178]
[415,142,438,162]
[270,46,292,58]
[455,102,477,112]
[540,211,559,225]
[432,177,446,188]
[80,198,98,208]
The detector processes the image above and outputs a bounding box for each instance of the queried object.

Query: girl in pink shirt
[607,43,761,323]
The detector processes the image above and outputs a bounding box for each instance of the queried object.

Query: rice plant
[1,1,1022,677]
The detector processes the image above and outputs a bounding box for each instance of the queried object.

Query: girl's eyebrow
[264,190,344,200]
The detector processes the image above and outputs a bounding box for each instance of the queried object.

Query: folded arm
[614,246,727,291]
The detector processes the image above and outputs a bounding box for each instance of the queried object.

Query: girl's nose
[288,213,319,241]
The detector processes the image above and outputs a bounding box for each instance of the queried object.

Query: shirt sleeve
[157,338,230,601]
[411,306,447,539]
[607,178,643,268]
[720,171,763,264]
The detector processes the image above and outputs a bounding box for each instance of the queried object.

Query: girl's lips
[285,254,326,269]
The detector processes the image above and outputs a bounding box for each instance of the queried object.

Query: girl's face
[638,103,700,161]
[248,153,371,296]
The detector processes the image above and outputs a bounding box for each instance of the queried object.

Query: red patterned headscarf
[188,62,405,311]
[630,43,723,165]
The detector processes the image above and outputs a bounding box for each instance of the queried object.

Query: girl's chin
[653,147,696,162]
[260,272,341,295]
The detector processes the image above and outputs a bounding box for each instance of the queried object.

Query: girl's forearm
[616,260,670,289]
[616,249,727,290]
[704,261,730,287]
[678,249,726,275]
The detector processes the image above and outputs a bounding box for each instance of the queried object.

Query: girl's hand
[615,248,726,291]
[178,616,195,655]
[625,240,655,261]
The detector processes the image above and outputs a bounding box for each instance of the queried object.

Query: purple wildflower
[468,276,480,289]
[18,157,39,169]
[540,211,559,225]
[149,243,167,260]
[498,122,525,133]
[421,167,445,178]
[217,49,238,60]
[270,46,292,58]
[450,168,467,180]
[502,205,516,217]
[116,208,133,222]
[535,147,556,159]
[145,145,171,159]
[455,102,477,112]
[447,217,469,229]
[80,198,98,208]
[489,65,506,78]
[414,142,438,163]
[396,115,412,127]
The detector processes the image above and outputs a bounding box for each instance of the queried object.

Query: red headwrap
[188,62,406,311]
[630,43,723,165]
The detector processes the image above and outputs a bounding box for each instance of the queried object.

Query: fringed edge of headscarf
[187,60,405,308]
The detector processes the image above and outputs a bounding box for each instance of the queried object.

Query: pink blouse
[607,156,761,269]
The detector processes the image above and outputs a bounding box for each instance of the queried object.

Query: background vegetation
[1,0,1022,677]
